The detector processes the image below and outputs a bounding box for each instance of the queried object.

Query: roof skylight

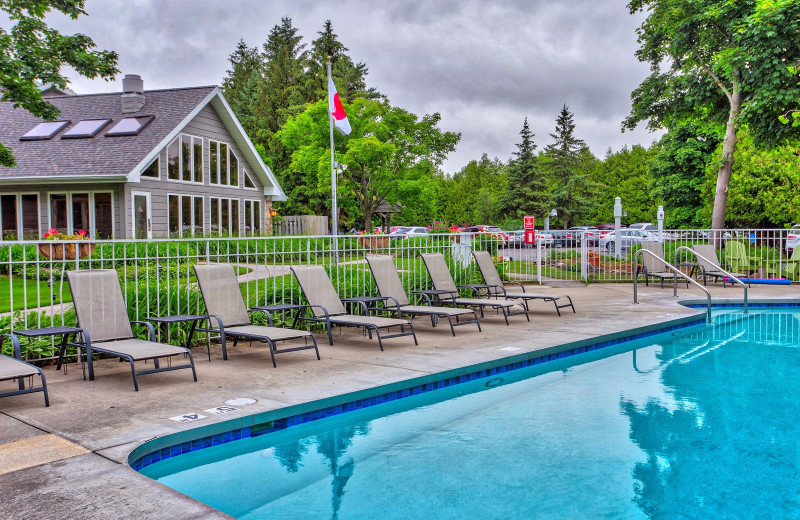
[20,121,70,141]
[105,115,154,137]
[61,119,111,139]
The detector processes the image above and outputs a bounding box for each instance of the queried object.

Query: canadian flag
[328,77,351,136]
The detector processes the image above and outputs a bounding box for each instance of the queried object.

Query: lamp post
[657,205,665,243]
[544,208,557,232]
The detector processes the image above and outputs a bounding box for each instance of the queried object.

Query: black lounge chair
[66,270,197,391]
[291,265,417,350]
[193,263,319,367]
[472,250,575,315]
[365,255,481,336]
[419,253,529,325]
[0,334,49,406]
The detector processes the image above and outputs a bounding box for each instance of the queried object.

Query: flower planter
[357,236,390,249]
[38,242,96,260]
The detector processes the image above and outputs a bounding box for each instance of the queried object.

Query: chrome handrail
[633,248,712,323]
[673,245,747,314]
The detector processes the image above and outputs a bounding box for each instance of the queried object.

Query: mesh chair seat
[398,305,474,316]
[223,325,312,340]
[328,314,411,327]
[452,298,516,308]
[0,355,40,380]
[90,338,188,361]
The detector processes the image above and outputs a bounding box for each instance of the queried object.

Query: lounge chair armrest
[130,320,156,341]
[510,282,526,292]
[304,304,331,319]
[0,333,22,360]
[412,289,458,304]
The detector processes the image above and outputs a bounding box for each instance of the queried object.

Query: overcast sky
[39,0,662,172]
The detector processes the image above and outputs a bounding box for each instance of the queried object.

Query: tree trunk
[363,208,373,232]
[710,84,742,232]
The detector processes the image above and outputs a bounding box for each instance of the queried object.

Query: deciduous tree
[624,0,800,229]
[0,0,118,167]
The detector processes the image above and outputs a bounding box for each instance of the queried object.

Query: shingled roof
[0,86,216,180]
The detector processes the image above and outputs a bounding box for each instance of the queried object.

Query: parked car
[464,225,511,246]
[786,224,800,254]
[599,229,652,252]
[404,226,430,238]
[569,226,599,245]
[595,223,618,231]
[388,226,413,238]
[509,230,553,248]
[546,229,577,248]
[627,222,657,231]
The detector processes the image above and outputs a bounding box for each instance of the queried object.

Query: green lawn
[0,275,73,313]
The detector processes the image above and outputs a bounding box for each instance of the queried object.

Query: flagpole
[328,57,338,243]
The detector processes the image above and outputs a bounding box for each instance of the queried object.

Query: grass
[0,275,73,313]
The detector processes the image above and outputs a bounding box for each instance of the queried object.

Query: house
[0,74,286,239]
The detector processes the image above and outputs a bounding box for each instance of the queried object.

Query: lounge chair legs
[128,357,139,392]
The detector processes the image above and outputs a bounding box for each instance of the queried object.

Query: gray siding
[124,104,268,238]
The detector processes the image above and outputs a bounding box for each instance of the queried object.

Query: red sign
[525,230,536,244]
[523,216,535,229]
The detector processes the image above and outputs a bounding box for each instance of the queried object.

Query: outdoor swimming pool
[138,308,800,519]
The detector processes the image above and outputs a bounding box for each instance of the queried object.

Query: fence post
[536,238,542,284]
[581,234,588,281]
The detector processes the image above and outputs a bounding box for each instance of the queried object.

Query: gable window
[243,169,256,190]
[167,134,203,183]
[243,200,261,235]
[209,140,239,187]
[141,157,159,178]
[48,192,114,238]
[168,194,204,236]
[209,197,240,236]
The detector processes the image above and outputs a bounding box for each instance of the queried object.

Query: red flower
[78,229,87,236]
[47,228,57,234]
[43,232,50,238]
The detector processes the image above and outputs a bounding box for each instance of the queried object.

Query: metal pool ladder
[672,245,748,314]
[632,248,713,323]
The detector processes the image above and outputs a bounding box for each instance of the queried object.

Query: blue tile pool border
[129,302,799,472]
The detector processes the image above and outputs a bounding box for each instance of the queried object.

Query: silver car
[599,229,651,252]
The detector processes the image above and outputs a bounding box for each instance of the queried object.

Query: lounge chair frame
[471,251,575,316]
[365,255,481,336]
[193,264,320,367]
[291,266,417,350]
[67,270,197,391]
[0,334,49,406]
[689,244,749,287]
[419,253,529,325]
[637,243,690,289]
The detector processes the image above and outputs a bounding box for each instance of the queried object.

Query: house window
[167,134,203,183]
[141,157,159,178]
[0,194,40,240]
[243,200,261,235]
[209,197,240,236]
[209,140,239,187]
[243,169,256,189]
[168,194,204,236]
[48,192,114,238]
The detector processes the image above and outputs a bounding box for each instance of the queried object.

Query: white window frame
[131,191,152,239]
[243,169,258,191]
[209,139,241,188]
[209,196,241,236]
[140,156,160,180]
[166,133,204,185]
[47,191,114,239]
[243,199,262,235]
[0,192,41,239]
[167,193,205,237]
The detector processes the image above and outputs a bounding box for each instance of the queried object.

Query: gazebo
[375,202,403,233]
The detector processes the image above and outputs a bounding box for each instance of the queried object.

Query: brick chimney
[121,74,145,113]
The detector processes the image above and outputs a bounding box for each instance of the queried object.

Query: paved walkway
[0,283,796,519]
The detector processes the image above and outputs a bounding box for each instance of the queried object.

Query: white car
[599,229,652,252]
[787,225,800,254]
[510,230,553,248]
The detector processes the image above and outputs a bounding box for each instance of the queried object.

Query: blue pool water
[141,310,800,519]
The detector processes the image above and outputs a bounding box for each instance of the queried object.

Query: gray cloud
[36,0,662,171]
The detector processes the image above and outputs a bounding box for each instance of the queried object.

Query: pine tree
[221,39,262,113]
[501,118,550,219]
[544,105,598,228]
[303,20,381,102]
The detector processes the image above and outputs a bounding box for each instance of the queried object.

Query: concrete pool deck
[0,283,796,519]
